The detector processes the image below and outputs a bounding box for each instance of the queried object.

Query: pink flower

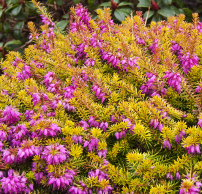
[1,106,21,125]
[32,93,40,106]
[16,65,31,80]
[100,122,108,131]
[41,143,68,165]
[166,173,173,180]
[37,122,61,137]
[197,119,202,127]
[12,124,28,140]
[196,86,202,93]
[98,149,107,158]
[164,71,182,94]
[176,171,181,180]
[0,169,33,193]
[17,140,41,159]
[79,120,89,130]
[2,148,18,164]
[72,135,83,144]
[149,39,159,53]
[163,140,171,150]
[47,170,75,189]
[187,144,201,154]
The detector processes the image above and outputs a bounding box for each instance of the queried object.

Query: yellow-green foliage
[0,1,202,193]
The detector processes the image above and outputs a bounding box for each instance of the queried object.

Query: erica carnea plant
[1,1,202,193]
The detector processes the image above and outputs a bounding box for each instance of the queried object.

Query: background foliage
[0,0,202,60]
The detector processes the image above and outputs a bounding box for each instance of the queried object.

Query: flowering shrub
[1,1,202,193]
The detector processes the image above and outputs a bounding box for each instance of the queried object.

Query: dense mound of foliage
[2,0,202,61]
[1,1,202,193]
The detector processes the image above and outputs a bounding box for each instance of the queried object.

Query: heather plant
[1,1,202,193]
[0,0,70,60]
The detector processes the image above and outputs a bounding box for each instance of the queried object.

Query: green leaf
[99,2,111,7]
[88,0,95,8]
[7,0,12,5]
[195,8,202,14]
[170,5,183,15]
[62,13,69,19]
[114,9,125,22]
[5,39,22,47]
[157,7,175,18]
[114,8,132,22]
[143,10,155,19]
[11,0,20,3]
[3,22,11,34]
[156,0,162,3]
[15,11,28,20]
[113,0,119,3]
[120,7,132,14]
[182,8,192,22]
[0,9,3,18]
[25,2,36,10]
[56,20,68,31]
[56,0,63,6]
[118,2,134,8]
[151,13,163,22]
[137,0,151,8]
[73,0,80,4]
[173,0,184,8]
[47,0,55,4]
[5,5,18,13]
[0,42,3,48]
[155,0,164,7]
[162,0,172,5]
[13,21,24,39]
[11,4,22,16]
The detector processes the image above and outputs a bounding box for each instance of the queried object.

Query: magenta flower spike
[176,171,181,180]
[163,140,171,150]
[41,143,68,165]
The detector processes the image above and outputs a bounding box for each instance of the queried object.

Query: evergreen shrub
[1,1,202,193]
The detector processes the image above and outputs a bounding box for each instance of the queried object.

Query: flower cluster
[0,2,202,193]
[0,169,33,194]
[185,144,201,154]
[41,143,68,164]
[179,174,202,194]
[164,71,182,94]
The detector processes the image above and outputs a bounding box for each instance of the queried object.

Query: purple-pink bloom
[166,173,173,180]
[0,169,33,194]
[41,143,68,165]
[164,71,182,94]
[197,119,202,127]
[32,93,41,106]
[16,65,31,80]
[1,106,21,125]
[79,120,89,130]
[196,86,202,93]
[12,124,28,140]
[47,169,75,189]
[149,39,159,53]
[163,140,171,150]
[2,148,18,165]
[36,122,61,137]
[24,110,34,121]
[98,149,107,158]
[186,144,201,154]
[72,135,83,144]
[17,140,41,160]
[176,171,181,180]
